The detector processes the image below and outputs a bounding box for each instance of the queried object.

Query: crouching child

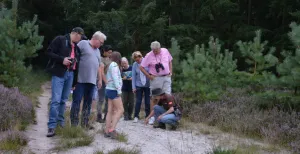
[144,88,181,130]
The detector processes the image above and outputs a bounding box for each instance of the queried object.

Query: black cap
[71,27,84,35]
[151,88,165,96]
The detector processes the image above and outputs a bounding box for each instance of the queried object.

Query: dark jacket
[46,34,81,82]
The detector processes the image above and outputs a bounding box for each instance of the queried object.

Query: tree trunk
[247,0,252,24]
[169,0,172,26]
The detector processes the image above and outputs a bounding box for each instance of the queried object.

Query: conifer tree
[277,22,300,95]
[180,37,237,101]
[0,0,44,87]
[236,30,278,74]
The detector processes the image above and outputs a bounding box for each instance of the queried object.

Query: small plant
[208,147,237,154]
[107,147,141,154]
[0,131,28,151]
[116,132,128,143]
[94,151,104,154]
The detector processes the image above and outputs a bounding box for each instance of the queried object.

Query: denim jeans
[122,91,134,118]
[134,86,150,118]
[48,71,74,129]
[70,83,95,126]
[97,81,108,120]
[153,105,179,125]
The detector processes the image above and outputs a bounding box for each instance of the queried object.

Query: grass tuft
[107,147,141,154]
[116,132,128,143]
[0,131,28,151]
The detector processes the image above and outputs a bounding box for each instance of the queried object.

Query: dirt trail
[24,82,290,154]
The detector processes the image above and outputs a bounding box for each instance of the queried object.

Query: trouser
[153,105,179,125]
[48,71,74,129]
[70,83,95,126]
[134,86,150,118]
[122,91,134,118]
[97,81,108,120]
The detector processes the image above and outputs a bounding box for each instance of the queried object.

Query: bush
[186,88,300,153]
[0,84,34,131]
[0,131,28,151]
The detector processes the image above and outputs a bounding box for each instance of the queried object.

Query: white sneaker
[133,117,138,123]
[148,117,155,125]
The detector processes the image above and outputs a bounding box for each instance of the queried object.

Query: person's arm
[131,63,137,92]
[46,36,71,65]
[169,60,173,76]
[157,107,174,121]
[100,63,107,84]
[140,66,154,80]
[111,64,122,95]
[97,65,102,88]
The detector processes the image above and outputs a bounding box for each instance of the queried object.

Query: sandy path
[24,82,57,154]
[24,82,290,154]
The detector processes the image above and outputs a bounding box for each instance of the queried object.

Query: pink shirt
[68,43,76,70]
[141,48,173,76]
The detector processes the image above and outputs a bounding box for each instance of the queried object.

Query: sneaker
[166,123,177,130]
[104,132,111,138]
[108,130,118,139]
[153,122,166,129]
[124,116,129,121]
[128,117,133,120]
[46,128,55,137]
[148,117,155,125]
[133,117,138,123]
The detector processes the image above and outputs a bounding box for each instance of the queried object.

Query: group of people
[45,27,181,139]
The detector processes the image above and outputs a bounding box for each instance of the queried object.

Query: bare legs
[105,97,124,133]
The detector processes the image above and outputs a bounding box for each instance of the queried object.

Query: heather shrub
[0,84,34,131]
[0,131,28,151]
[185,88,300,153]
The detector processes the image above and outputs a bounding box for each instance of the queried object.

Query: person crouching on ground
[144,88,180,130]
[104,51,124,139]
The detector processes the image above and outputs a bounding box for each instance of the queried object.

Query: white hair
[92,31,107,40]
[150,41,161,50]
[121,57,128,63]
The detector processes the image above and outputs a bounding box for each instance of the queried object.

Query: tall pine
[277,22,300,95]
[0,0,43,87]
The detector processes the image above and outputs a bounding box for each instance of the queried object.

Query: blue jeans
[154,105,179,125]
[134,86,150,118]
[70,83,95,126]
[48,71,74,129]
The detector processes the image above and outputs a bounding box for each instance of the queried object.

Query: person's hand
[98,80,102,88]
[132,89,136,93]
[72,86,76,90]
[63,57,72,66]
[168,72,172,77]
[157,115,163,121]
[122,76,127,80]
[144,118,149,125]
[128,77,132,80]
[148,74,155,80]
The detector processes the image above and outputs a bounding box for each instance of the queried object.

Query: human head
[90,31,107,49]
[132,51,143,63]
[150,41,161,55]
[70,27,84,43]
[102,45,113,57]
[121,57,129,68]
[110,51,122,66]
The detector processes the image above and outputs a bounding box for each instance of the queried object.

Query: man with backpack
[144,88,181,130]
[46,27,84,137]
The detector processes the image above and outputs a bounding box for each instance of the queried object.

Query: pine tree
[180,37,237,102]
[277,22,300,95]
[0,0,44,87]
[236,30,278,74]
[168,38,182,92]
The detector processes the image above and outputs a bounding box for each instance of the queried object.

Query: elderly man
[46,27,84,137]
[70,31,106,128]
[140,41,173,124]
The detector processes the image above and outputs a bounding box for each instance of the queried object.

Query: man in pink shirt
[140,41,173,124]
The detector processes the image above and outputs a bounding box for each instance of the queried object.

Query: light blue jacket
[106,62,123,94]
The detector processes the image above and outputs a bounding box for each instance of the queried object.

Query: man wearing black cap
[144,88,181,130]
[45,27,84,137]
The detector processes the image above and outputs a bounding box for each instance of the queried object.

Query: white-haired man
[140,41,173,125]
[121,57,134,120]
[70,31,107,128]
